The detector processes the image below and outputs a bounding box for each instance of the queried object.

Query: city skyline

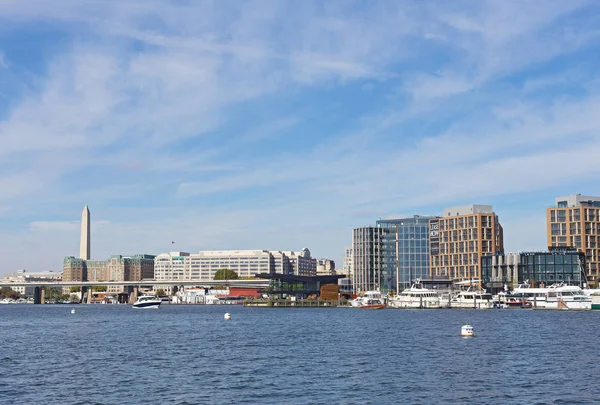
[2,2,600,275]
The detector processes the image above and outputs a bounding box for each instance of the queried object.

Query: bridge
[0,279,270,288]
[0,279,270,304]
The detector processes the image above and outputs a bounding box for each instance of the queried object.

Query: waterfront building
[153,249,317,293]
[352,226,384,293]
[62,254,156,293]
[377,216,438,293]
[2,269,61,296]
[352,216,438,294]
[430,204,504,286]
[63,257,86,282]
[481,248,586,293]
[547,194,600,286]
[343,246,353,277]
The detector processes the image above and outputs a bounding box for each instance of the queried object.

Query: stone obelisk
[79,205,91,260]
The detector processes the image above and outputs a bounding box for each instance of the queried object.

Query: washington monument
[80,205,91,260]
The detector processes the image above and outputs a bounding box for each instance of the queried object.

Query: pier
[244,299,347,307]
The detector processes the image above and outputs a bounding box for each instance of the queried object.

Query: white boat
[450,288,493,309]
[390,281,441,309]
[544,284,591,310]
[132,295,162,309]
[350,290,382,307]
[512,281,548,308]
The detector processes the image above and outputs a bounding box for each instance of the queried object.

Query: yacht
[450,288,493,309]
[545,284,591,310]
[390,281,442,309]
[132,295,162,309]
[350,291,382,308]
[512,281,548,308]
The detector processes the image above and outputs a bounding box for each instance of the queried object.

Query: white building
[2,269,62,296]
[153,248,317,292]
[316,259,336,276]
[280,248,317,276]
[344,246,353,277]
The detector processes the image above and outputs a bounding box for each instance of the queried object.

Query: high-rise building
[430,204,504,286]
[343,247,353,277]
[547,194,600,285]
[352,216,438,294]
[352,226,383,293]
[79,205,91,260]
[377,216,438,293]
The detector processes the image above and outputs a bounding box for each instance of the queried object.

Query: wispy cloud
[0,0,599,273]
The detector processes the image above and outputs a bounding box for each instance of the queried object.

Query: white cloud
[0,1,599,274]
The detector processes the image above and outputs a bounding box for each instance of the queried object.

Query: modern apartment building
[352,216,439,294]
[377,216,438,293]
[481,249,586,292]
[352,226,384,293]
[547,194,600,286]
[430,204,504,286]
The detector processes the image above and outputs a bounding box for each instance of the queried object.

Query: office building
[62,254,156,292]
[547,194,600,286]
[430,204,504,286]
[153,249,319,292]
[481,249,586,293]
[2,269,62,296]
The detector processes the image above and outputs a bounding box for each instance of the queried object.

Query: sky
[1,0,600,275]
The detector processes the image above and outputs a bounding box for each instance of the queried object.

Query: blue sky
[1,0,600,275]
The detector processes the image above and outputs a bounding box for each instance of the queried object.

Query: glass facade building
[481,249,586,292]
[352,215,439,293]
[376,216,436,293]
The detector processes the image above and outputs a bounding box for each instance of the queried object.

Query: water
[1,305,599,405]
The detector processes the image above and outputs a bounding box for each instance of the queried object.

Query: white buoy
[224,313,231,320]
[71,308,76,314]
[461,324,474,337]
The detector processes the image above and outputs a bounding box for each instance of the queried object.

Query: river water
[1,305,598,404]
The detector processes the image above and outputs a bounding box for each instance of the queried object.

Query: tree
[70,286,81,292]
[155,289,165,296]
[92,286,107,292]
[213,268,239,281]
[0,287,20,300]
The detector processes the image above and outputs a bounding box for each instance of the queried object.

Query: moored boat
[544,284,591,310]
[390,280,441,309]
[350,290,382,307]
[450,288,493,309]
